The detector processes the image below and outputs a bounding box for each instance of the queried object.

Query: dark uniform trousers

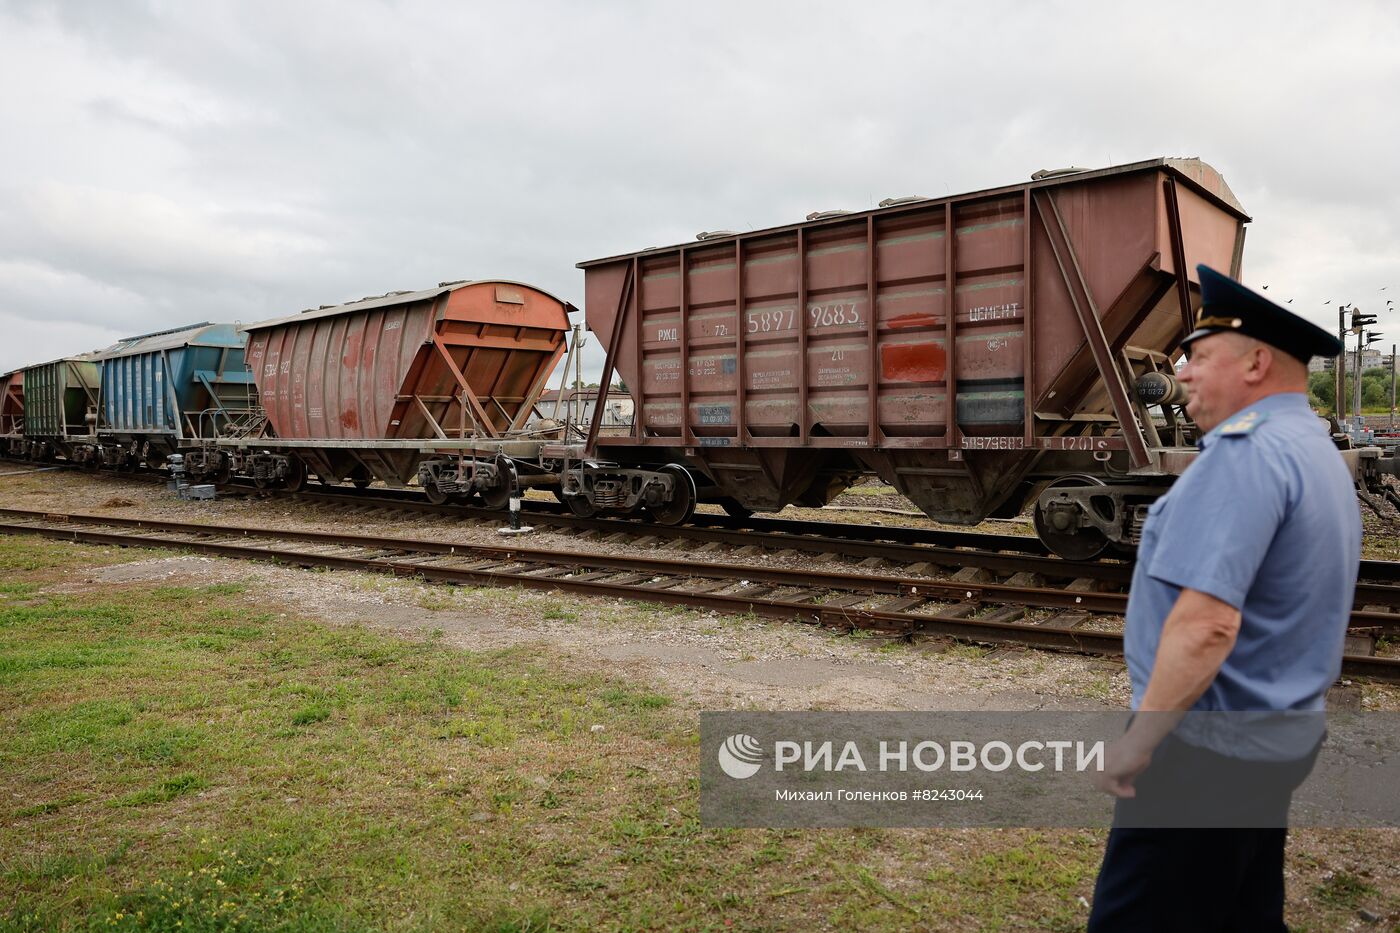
[1087,734,1321,932]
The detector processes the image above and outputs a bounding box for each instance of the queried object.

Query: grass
[0,531,1394,931]
[1312,869,1378,910]
[840,484,900,497]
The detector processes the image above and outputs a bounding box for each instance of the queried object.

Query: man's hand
[1094,735,1155,798]
[1093,588,1240,798]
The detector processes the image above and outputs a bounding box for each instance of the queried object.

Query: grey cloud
[0,0,1397,374]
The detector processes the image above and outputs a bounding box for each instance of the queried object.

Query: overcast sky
[1,0,1397,384]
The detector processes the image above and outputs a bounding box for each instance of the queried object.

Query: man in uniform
[1088,264,1361,930]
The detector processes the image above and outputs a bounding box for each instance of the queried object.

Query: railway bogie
[559,460,697,525]
[416,456,513,505]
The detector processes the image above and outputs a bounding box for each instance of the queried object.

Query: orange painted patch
[881,343,945,383]
[887,313,939,329]
[340,408,359,429]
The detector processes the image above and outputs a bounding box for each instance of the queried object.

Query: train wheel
[284,459,306,493]
[481,456,517,511]
[481,482,511,511]
[1033,475,1110,561]
[648,464,697,526]
[423,479,449,505]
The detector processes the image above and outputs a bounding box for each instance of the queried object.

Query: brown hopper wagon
[0,369,22,442]
[200,280,573,505]
[573,158,1250,557]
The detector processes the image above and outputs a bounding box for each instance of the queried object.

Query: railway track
[17,458,1400,590]
[269,486,1400,611]
[1,506,1397,682]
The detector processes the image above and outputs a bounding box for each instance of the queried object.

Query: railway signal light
[1366,332,1384,346]
[1352,310,1377,332]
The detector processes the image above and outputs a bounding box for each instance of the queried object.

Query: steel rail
[1,508,1398,681]
[7,455,1400,587]
[0,506,1126,614]
[1,512,1128,655]
[281,489,1137,584]
[277,485,1400,586]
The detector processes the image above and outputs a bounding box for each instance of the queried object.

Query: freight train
[3,158,1392,559]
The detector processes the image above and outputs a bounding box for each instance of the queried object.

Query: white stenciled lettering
[961,436,1026,450]
[747,307,796,334]
[750,368,791,388]
[657,327,678,342]
[967,302,1022,322]
[1041,436,1111,451]
[809,301,862,328]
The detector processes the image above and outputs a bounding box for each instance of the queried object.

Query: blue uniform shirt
[1125,392,1361,714]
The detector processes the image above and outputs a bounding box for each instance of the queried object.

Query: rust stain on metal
[881,342,946,383]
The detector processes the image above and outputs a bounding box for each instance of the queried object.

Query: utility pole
[1337,308,1347,421]
[1351,309,1379,428]
[1391,343,1396,432]
[1355,332,1364,423]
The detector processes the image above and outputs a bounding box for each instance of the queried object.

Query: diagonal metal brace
[1033,190,1151,469]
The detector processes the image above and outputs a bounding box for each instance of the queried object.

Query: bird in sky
[1262,284,1269,290]
[1287,299,1294,303]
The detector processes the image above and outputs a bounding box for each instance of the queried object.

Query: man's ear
[1244,344,1272,385]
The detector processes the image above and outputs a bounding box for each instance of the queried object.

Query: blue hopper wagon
[85,322,256,469]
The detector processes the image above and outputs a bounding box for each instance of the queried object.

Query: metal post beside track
[1337,309,1347,422]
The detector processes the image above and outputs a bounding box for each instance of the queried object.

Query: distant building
[1319,348,1388,372]
[529,388,634,432]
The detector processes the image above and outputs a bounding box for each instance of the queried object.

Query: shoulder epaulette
[1218,410,1268,437]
